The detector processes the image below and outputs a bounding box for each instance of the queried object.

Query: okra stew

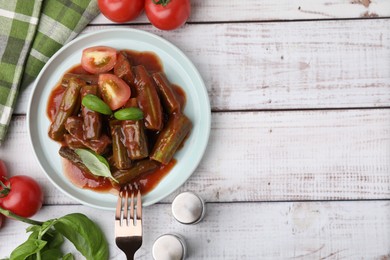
[47,46,192,195]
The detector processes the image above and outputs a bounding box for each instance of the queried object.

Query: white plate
[28,28,211,210]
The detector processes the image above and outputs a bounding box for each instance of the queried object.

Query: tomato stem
[152,0,171,7]
[0,179,10,198]
[0,206,43,226]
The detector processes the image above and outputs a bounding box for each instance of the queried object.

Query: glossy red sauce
[47,65,90,121]
[47,50,186,195]
[47,85,65,121]
[135,159,176,194]
[62,159,116,192]
[173,84,186,109]
[124,50,163,73]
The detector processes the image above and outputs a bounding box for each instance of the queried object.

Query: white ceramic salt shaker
[152,233,187,260]
[171,191,205,225]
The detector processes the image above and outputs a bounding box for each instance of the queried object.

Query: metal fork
[115,187,143,260]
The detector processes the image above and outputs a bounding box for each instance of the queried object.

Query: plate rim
[27,28,211,210]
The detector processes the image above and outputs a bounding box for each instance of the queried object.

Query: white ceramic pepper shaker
[152,233,187,260]
[171,191,205,224]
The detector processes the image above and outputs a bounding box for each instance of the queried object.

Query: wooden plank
[15,19,390,114]
[1,109,388,205]
[90,0,390,24]
[1,201,389,259]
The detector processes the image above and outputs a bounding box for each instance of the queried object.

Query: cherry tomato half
[0,160,7,182]
[98,0,144,23]
[0,176,43,218]
[98,74,131,110]
[81,46,117,74]
[145,0,190,30]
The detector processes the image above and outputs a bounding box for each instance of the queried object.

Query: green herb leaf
[40,248,63,259]
[27,230,39,240]
[96,153,110,169]
[45,229,64,249]
[114,107,144,120]
[39,220,57,239]
[82,94,112,115]
[75,149,118,183]
[26,225,41,233]
[62,253,75,260]
[9,239,47,260]
[54,213,109,260]
[6,211,108,260]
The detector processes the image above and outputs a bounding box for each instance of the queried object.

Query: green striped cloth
[0,0,100,145]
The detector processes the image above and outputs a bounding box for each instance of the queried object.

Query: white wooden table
[1,1,390,259]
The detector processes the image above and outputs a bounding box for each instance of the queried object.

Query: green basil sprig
[0,209,109,260]
[82,94,112,115]
[54,213,109,260]
[75,148,118,183]
[114,107,144,120]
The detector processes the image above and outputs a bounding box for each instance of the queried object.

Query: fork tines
[115,186,143,259]
[115,186,142,237]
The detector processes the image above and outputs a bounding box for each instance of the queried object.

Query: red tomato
[0,176,43,218]
[145,0,190,30]
[98,0,144,23]
[81,46,117,74]
[0,160,7,181]
[98,74,131,110]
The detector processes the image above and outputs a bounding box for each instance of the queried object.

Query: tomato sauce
[173,84,186,109]
[47,85,65,121]
[135,159,176,194]
[124,50,163,73]
[62,159,115,193]
[47,50,187,195]
[61,157,175,195]
[47,65,89,121]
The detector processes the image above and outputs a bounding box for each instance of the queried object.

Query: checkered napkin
[0,0,100,145]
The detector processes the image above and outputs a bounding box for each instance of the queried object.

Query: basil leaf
[82,94,112,115]
[62,253,75,260]
[75,149,117,183]
[26,225,40,233]
[44,229,64,249]
[54,213,109,260]
[40,248,63,260]
[95,153,110,169]
[114,107,144,120]
[10,239,47,260]
[39,220,57,238]
[27,231,39,240]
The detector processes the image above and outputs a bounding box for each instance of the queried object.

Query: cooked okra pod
[49,78,83,141]
[64,116,84,140]
[110,120,132,170]
[150,113,192,165]
[61,73,98,87]
[114,51,135,88]
[64,134,85,150]
[152,72,181,114]
[59,146,91,174]
[134,65,163,131]
[125,98,138,108]
[112,159,160,185]
[122,120,149,160]
[65,116,110,154]
[81,85,102,140]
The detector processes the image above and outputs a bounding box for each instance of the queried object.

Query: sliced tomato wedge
[98,74,131,110]
[81,46,117,74]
